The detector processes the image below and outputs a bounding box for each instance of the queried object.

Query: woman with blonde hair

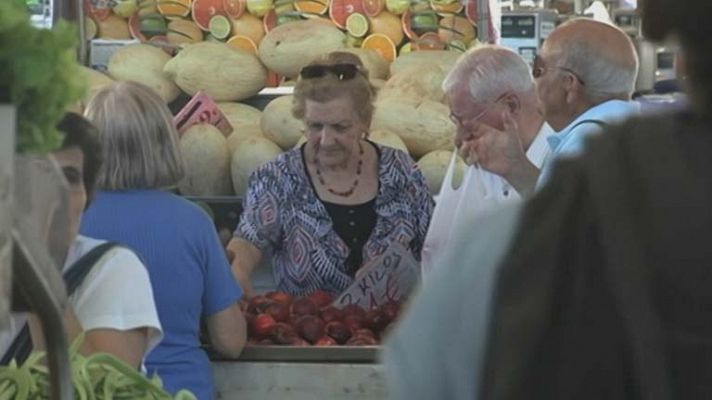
[81,81,246,399]
[227,51,434,297]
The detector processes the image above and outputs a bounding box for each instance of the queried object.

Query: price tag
[333,243,420,309]
[173,91,233,138]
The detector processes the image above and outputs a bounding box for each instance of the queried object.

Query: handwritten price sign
[333,244,420,309]
[174,91,233,138]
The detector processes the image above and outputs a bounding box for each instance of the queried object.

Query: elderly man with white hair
[384,18,640,400]
[422,44,553,275]
[459,18,640,195]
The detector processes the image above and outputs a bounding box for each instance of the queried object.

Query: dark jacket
[481,110,712,400]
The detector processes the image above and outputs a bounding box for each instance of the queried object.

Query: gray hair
[442,45,535,102]
[556,22,639,102]
[84,81,185,190]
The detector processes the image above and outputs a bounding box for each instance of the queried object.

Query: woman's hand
[226,237,263,299]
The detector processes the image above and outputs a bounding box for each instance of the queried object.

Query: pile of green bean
[0,338,195,399]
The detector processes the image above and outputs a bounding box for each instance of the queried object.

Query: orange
[430,0,462,16]
[438,15,475,45]
[361,0,384,17]
[223,0,245,18]
[361,33,396,62]
[157,0,192,18]
[329,0,365,29]
[294,0,330,15]
[227,35,258,54]
[191,0,226,31]
[368,10,403,45]
[230,12,265,44]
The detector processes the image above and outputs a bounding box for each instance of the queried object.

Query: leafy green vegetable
[0,0,86,153]
[0,335,197,399]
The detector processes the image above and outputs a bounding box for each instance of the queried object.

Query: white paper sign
[333,244,420,309]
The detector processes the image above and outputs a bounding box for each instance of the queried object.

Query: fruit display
[83,0,480,78]
[77,0,485,195]
[240,290,403,346]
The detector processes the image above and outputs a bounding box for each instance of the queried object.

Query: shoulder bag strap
[1,242,120,365]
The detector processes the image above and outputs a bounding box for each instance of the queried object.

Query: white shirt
[0,235,163,360]
[421,123,552,277]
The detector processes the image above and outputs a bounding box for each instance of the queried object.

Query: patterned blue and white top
[235,142,434,296]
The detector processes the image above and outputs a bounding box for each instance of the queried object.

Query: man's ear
[503,93,521,116]
[563,74,580,104]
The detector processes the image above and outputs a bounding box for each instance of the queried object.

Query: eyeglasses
[299,63,360,80]
[532,55,586,86]
[449,93,507,127]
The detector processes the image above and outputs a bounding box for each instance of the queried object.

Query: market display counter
[212,346,387,400]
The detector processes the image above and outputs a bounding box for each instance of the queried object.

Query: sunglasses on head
[299,63,359,80]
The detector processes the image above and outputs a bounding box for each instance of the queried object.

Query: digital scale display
[501,16,536,38]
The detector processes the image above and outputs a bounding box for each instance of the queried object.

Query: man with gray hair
[422,44,553,275]
[459,18,640,195]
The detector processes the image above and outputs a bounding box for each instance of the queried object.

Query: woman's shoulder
[248,148,305,192]
[376,144,418,181]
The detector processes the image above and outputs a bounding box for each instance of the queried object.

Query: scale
[613,8,678,93]
[500,10,558,66]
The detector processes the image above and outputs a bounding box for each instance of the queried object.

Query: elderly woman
[80,82,246,399]
[227,52,434,298]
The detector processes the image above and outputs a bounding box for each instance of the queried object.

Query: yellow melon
[260,95,304,150]
[258,20,345,79]
[179,124,233,196]
[107,44,181,103]
[164,42,267,101]
[230,136,283,195]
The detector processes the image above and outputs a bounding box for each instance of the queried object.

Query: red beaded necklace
[315,142,364,197]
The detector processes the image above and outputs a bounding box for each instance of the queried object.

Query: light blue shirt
[537,99,640,187]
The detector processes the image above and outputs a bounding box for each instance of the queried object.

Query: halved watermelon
[148,35,175,55]
[401,10,417,40]
[413,31,446,50]
[223,0,245,18]
[329,0,365,29]
[128,12,147,41]
[192,0,226,31]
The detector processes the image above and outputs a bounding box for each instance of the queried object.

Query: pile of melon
[83,48,467,196]
[81,0,481,196]
[85,0,480,79]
